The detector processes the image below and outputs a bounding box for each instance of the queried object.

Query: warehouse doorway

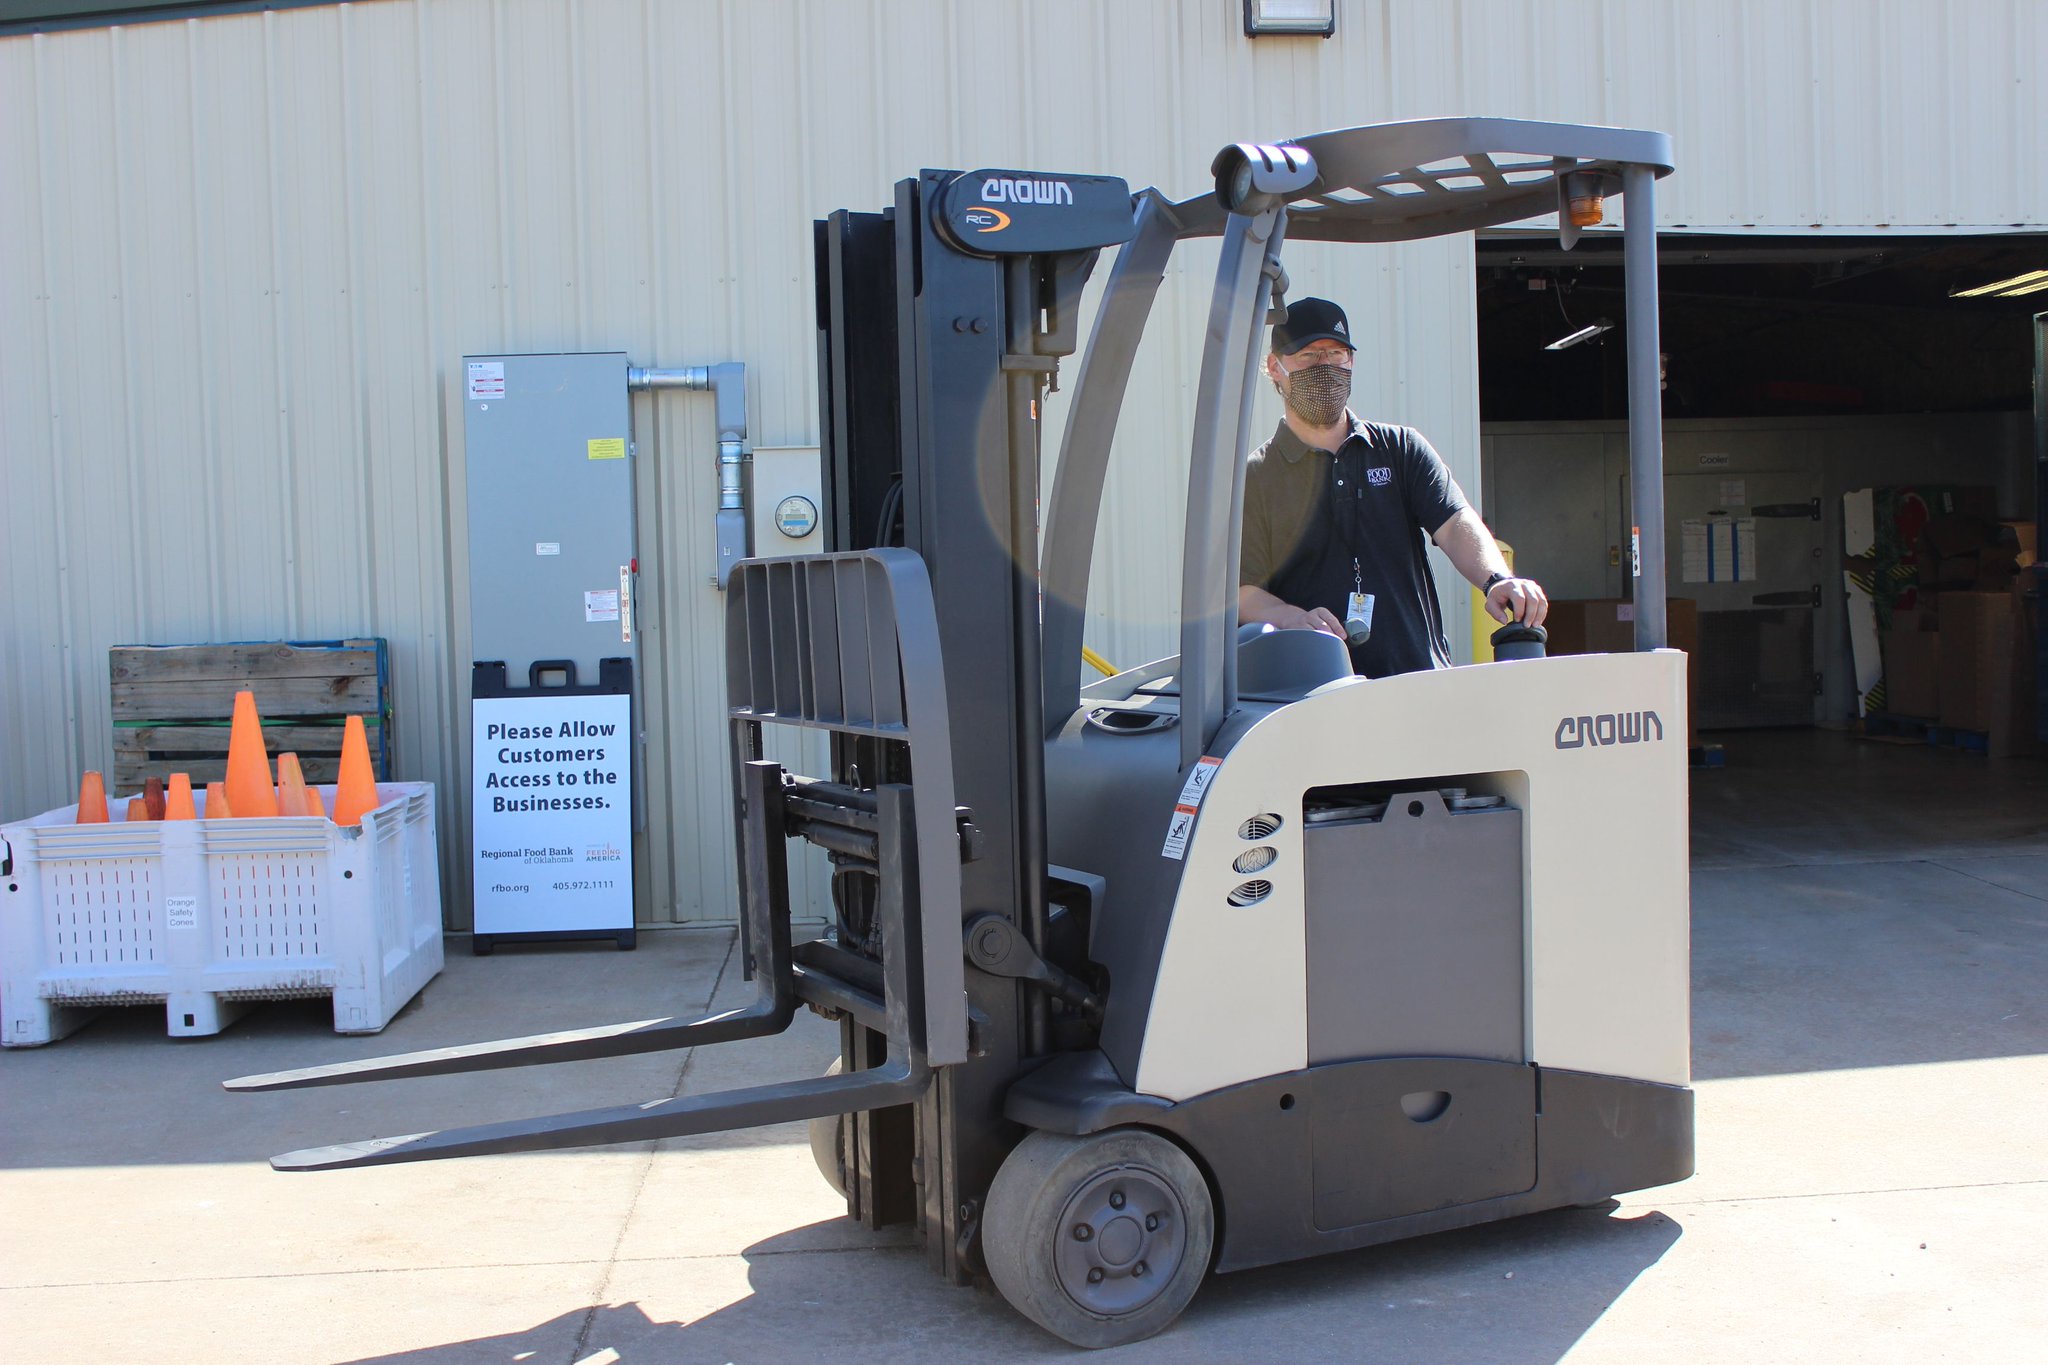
[1474,232,2043,740]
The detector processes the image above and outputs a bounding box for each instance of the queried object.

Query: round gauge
[774,495,819,539]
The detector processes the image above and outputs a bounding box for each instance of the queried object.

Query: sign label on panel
[467,361,505,401]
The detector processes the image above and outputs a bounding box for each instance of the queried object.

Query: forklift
[230,117,1692,1349]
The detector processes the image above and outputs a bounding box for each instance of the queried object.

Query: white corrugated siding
[4,0,2043,925]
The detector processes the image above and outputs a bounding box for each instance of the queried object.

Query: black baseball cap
[1271,297,1353,355]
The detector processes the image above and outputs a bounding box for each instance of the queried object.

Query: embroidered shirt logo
[1366,466,1393,488]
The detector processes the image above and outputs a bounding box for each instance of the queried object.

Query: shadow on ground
[340,1205,1683,1364]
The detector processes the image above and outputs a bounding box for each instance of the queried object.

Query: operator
[1238,297,1547,678]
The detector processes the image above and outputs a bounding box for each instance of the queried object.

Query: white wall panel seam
[183,21,225,637]
[340,5,376,632]
[108,29,144,654]
[259,14,298,637]
[29,35,82,779]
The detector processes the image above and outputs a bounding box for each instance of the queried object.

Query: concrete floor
[2,730,2044,1362]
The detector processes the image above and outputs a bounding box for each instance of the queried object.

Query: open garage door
[1477,232,2043,739]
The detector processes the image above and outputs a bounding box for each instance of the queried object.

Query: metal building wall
[4,0,2043,926]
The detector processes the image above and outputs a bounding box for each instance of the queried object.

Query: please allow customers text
[482,719,621,811]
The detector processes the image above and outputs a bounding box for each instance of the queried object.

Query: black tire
[983,1128,1214,1349]
[808,1059,847,1198]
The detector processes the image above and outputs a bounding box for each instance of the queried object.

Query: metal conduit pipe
[628,362,751,586]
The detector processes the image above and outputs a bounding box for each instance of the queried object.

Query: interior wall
[1481,412,2034,725]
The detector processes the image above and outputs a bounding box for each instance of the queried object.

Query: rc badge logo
[963,207,1012,234]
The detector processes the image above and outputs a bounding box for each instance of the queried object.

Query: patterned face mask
[1284,359,1351,426]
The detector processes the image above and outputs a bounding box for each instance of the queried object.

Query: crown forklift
[230,118,1691,1349]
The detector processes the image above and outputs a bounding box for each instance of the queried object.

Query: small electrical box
[747,445,824,557]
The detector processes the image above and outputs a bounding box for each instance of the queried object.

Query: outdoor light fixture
[1546,319,1615,351]
[1949,269,2048,299]
[1243,0,1336,38]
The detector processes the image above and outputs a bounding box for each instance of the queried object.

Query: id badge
[1346,592,1374,631]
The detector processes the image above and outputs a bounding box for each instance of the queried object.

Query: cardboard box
[1880,620,1940,718]
[1939,593,2009,732]
[1544,598,1700,747]
[1936,590,2037,756]
[1998,520,2037,569]
[1921,512,2000,561]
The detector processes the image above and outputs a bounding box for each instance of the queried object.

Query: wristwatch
[1482,571,1513,594]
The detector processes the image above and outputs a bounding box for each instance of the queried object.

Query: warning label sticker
[1160,755,1222,860]
[467,361,505,401]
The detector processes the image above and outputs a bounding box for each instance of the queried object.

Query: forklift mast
[809,170,1135,1274]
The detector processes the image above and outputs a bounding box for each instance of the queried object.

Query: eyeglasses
[1279,347,1355,371]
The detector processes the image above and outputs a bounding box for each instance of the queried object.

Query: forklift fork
[228,552,970,1174]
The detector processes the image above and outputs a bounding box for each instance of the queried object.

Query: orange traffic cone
[165,773,197,820]
[303,783,328,820]
[204,781,233,820]
[276,753,311,818]
[333,715,380,827]
[224,690,279,818]
[144,776,166,821]
[75,771,110,824]
[126,795,148,821]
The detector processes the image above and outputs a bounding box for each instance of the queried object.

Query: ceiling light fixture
[1545,319,1614,351]
[1243,0,1336,38]
[1950,269,2048,299]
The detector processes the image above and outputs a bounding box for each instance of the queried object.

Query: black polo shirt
[1240,414,1468,678]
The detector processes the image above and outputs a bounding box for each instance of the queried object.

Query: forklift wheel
[983,1128,1214,1349]
[808,1060,847,1197]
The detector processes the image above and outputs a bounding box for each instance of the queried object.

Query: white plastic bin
[1,784,443,1044]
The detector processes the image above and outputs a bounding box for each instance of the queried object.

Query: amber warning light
[1565,172,1606,228]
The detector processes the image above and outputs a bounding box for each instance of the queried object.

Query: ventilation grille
[212,855,325,960]
[42,859,159,966]
[1233,846,1277,874]
[1238,814,1283,840]
[1227,880,1274,907]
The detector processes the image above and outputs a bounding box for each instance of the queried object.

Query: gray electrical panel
[463,352,636,680]
[462,352,639,949]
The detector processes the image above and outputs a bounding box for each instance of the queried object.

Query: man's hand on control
[1485,576,1549,627]
[1276,604,1346,638]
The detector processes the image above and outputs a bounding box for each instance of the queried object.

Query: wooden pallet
[110,640,390,791]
